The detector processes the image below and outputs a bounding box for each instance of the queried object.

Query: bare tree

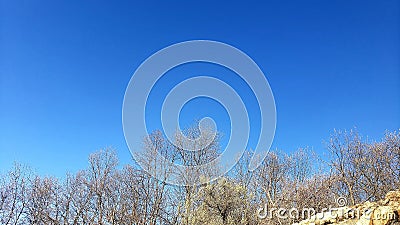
[27,176,63,224]
[85,148,118,225]
[172,123,221,225]
[327,129,361,205]
[327,129,400,204]
[0,163,31,225]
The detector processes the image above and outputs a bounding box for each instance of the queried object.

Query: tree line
[1,128,399,225]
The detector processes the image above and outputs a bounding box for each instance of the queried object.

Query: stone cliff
[293,190,400,225]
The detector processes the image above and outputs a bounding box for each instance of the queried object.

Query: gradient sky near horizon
[1,0,399,177]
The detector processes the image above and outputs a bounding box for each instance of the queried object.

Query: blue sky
[1,0,399,177]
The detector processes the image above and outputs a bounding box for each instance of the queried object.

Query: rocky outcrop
[293,190,400,225]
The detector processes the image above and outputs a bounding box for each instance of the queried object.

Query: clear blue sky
[1,0,399,177]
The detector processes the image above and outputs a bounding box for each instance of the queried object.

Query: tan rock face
[293,190,400,225]
[385,191,400,203]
